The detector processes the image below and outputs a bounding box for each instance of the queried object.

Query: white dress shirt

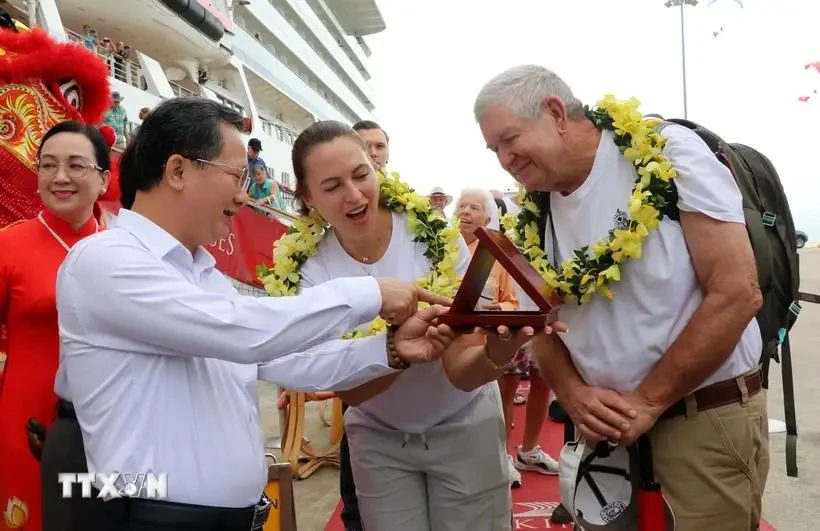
[55,209,395,508]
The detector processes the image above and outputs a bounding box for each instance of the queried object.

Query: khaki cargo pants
[650,371,769,531]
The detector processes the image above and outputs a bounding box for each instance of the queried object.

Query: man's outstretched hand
[376,278,453,325]
[392,304,455,364]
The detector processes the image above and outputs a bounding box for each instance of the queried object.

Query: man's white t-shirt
[543,126,761,393]
[300,211,476,433]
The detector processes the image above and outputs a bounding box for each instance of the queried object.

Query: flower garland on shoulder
[501,95,678,304]
[257,170,462,339]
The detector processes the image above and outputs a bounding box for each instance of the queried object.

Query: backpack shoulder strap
[533,191,559,266]
[534,191,550,248]
[731,143,801,300]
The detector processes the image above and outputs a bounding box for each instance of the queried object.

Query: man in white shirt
[474,65,767,530]
[52,97,455,531]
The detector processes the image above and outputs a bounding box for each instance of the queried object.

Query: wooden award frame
[438,227,562,329]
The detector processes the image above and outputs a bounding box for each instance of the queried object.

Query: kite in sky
[799,62,820,103]
[708,0,744,37]
[707,0,744,6]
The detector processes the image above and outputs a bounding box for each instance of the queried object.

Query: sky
[363,0,820,235]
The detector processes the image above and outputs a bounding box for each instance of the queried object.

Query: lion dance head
[0,18,112,228]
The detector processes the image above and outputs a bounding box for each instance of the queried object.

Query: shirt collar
[112,209,216,270]
[40,209,100,240]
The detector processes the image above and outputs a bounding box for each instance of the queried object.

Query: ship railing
[65,27,199,101]
[245,199,298,222]
[280,188,297,208]
[65,28,143,90]
[170,83,198,98]
[259,118,298,146]
[246,186,298,217]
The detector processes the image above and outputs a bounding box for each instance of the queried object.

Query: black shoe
[550,502,573,524]
[548,400,569,423]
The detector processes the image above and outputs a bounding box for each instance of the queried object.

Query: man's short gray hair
[473,65,586,122]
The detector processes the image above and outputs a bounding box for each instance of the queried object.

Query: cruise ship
[2,0,386,289]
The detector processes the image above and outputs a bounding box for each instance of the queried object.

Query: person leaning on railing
[248,165,287,213]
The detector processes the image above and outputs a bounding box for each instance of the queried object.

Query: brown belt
[661,369,762,420]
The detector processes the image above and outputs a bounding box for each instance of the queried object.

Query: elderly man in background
[428,186,452,219]
[474,65,767,530]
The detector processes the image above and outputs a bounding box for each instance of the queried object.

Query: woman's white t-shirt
[543,126,762,393]
[300,211,476,433]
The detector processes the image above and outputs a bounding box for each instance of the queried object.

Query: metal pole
[665,0,696,117]
[27,0,38,28]
[680,3,688,118]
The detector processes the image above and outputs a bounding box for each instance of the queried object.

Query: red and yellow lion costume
[0,25,113,228]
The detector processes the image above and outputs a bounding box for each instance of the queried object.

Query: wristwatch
[386,325,410,370]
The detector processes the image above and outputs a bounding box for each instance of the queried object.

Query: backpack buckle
[761,211,776,227]
[789,301,802,317]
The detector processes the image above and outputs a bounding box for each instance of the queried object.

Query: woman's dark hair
[118,97,244,209]
[292,120,365,215]
[38,121,111,172]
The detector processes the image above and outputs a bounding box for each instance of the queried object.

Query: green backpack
[535,118,803,476]
[659,119,802,476]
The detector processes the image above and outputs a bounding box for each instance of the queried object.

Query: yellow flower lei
[501,95,678,304]
[257,170,463,339]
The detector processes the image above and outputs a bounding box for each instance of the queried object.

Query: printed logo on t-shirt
[613,208,629,230]
[601,500,627,522]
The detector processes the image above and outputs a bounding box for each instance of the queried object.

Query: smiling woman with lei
[259,120,532,531]
[501,95,678,303]
[260,169,462,335]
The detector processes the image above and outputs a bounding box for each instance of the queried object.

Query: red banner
[99,202,288,288]
[207,207,288,287]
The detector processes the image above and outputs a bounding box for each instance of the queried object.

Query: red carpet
[324,381,776,530]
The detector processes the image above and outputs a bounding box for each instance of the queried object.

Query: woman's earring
[308,206,326,223]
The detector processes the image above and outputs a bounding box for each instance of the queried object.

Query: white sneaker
[506,454,522,488]
[515,445,559,475]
